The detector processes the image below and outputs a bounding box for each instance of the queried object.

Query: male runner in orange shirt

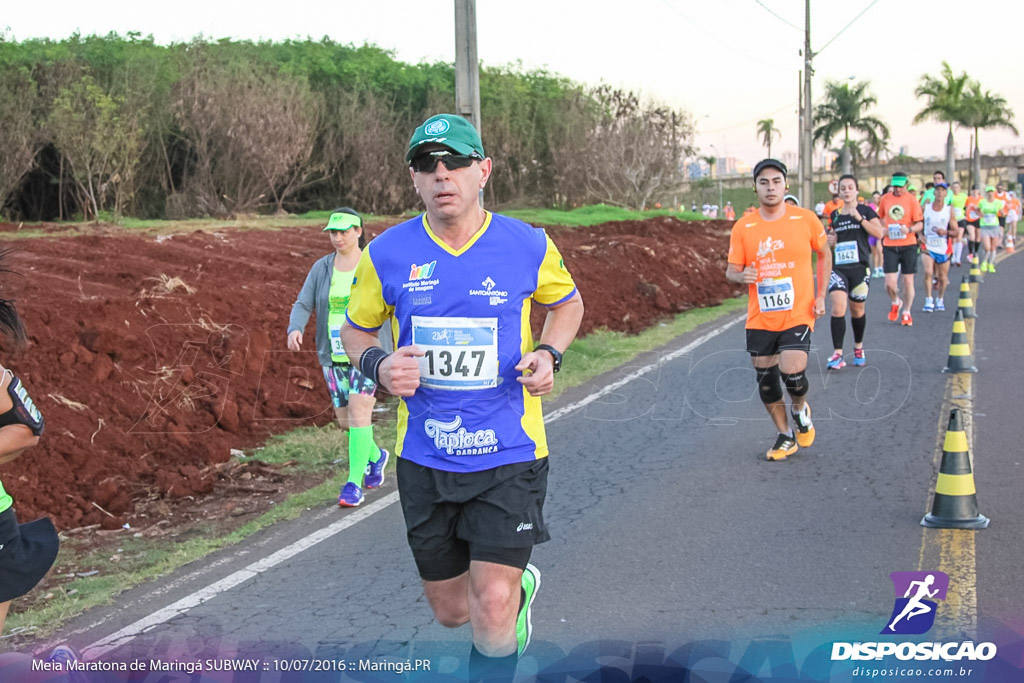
[726,159,831,461]
[877,172,924,326]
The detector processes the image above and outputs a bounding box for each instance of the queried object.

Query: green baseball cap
[985,185,996,192]
[406,114,485,162]
[323,211,362,232]
[891,172,908,187]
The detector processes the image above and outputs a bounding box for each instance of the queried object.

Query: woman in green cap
[287,208,388,507]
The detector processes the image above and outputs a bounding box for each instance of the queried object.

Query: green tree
[959,83,1018,187]
[813,80,889,176]
[757,118,780,158]
[0,66,39,217]
[913,61,970,180]
[48,73,144,220]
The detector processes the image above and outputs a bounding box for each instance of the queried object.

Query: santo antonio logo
[881,571,949,635]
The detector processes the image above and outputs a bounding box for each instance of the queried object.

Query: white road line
[82,494,400,659]
[81,313,744,658]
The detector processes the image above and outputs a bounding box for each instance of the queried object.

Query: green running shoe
[517,563,541,657]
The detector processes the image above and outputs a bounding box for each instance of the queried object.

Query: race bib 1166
[757,277,794,312]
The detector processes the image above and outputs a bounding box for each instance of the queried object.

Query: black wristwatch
[534,344,563,373]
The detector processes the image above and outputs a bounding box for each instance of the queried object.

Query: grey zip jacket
[288,253,352,368]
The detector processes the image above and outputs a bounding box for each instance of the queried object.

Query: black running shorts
[828,266,871,302]
[397,457,549,582]
[745,325,812,357]
[883,245,918,274]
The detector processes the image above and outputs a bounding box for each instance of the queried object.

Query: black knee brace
[755,365,783,404]
[781,370,809,397]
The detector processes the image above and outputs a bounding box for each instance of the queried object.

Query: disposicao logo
[830,570,997,663]
[882,571,947,635]
[409,261,437,280]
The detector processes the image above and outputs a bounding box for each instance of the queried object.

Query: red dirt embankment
[0,216,739,529]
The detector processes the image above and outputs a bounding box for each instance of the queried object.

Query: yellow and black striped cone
[956,276,977,319]
[922,409,989,529]
[969,261,983,284]
[942,309,978,373]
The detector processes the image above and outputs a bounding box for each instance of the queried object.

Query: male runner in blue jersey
[341,114,584,681]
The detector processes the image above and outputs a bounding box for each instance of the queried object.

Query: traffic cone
[922,409,989,529]
[956,276,977,319]
[942,309,978,373]
[968,260,982,302]
[968,261,983,284]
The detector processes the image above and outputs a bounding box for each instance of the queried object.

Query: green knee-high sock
[347,426,374,486]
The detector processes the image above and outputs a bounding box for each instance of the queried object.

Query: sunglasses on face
[410,150,481,173]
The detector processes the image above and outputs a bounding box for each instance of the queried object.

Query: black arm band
[359,347,390,386]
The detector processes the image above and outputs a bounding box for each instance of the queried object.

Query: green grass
[504,204,705,227]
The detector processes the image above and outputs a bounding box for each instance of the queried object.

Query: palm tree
[959,83,1018,187]
[757,119,780,158]
[913,61,970,180]
[813,80,890,176]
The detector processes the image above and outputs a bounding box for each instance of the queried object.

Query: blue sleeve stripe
[345,313,380,333]
[537,287,578,308]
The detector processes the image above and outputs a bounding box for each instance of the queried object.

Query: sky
[3,0,1022,170]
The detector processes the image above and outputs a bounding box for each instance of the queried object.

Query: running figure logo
[881,571,949,635]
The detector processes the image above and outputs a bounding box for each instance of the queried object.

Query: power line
[699,101,796,135]
[753,0,802,31]
[658,0,792,71]
[816,0,880,55]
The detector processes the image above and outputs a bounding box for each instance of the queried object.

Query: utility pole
[454,0,481,133]
[802,0,814,210]
[797,70,804,202]
[454,0,482,205]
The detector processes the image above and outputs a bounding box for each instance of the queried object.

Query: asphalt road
[31,252,1024,682]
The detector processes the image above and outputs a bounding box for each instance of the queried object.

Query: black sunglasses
[410,150,481,173]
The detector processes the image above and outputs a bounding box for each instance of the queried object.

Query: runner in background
[825,174,882,369]
[784,194,800,206]
[949,181,968,266]
[726,159,830,461]
[920,182,959,312]
[822,193,842,228]
[878,172,924,326]
[1004,191,1020,252]
[870,185,891,278]
[287,208,388,507]
[723,201,736,221]
[964,186,982,264]
[977,186,1004,273]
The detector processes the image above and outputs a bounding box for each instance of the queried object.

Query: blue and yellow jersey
[346,212,577,473]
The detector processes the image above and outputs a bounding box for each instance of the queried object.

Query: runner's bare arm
[862,216,884,239]
[340,321,423,397]
[0,424,39,465]
[814,243,831,317]
[517,292,584,397]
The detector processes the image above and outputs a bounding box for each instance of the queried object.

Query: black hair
[882,184,892,195]
[925,182,935,190]
[934,170,945,179]
[330,206,366,249]
[0,249,27,351]
[838,174,858,190]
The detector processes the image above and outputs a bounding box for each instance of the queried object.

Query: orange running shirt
[878,192,923,247]
[964,195,981,222]
[728,205,828,332]
[822,199,842,225]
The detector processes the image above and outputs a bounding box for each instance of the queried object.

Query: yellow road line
[917,328,978,640]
